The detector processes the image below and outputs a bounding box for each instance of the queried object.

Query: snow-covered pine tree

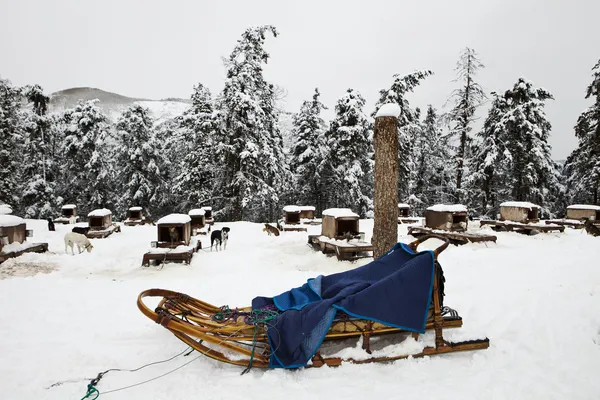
[20,85,56,218]
[114,104,165,218]
[289,88,327,212]
[0,77,23,208]
[320,88,372,216]
[373,70,433,203]
[59,100,113,212]
[215,26,290,222]
[173,83,217,211]
[564,58,600,204]
[494,78,560,214]
[445,48,486,203]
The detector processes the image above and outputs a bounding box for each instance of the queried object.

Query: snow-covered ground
[1,219,600,399]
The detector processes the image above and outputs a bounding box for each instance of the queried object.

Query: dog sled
[138,235,489,370]
[546,204,600,230]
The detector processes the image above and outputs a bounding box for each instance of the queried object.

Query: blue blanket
[251,242,435,368]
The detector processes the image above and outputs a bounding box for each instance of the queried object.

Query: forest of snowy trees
[1,26,599,222]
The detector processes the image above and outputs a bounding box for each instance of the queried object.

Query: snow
[398,203,410,208]
[201,206,212,211]
[0,205,13,215]
[426,204,468,213]
[375,103,401,118]
[500,201,540,209]
[62,204,77,209]
[188,209,206,216]
[1,241,40,254]
[88,208,112,217]
[322,208,359,218]
[129,207,143,211]
[567,204,600,211]
[282,205,301,213]
[1,218,600,399]
[299,206,316,211]
[0,215,25,228]
[157,214,191,225]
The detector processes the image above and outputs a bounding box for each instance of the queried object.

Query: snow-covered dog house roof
[566,204,600,221]
[88,208,113,229]
[499,201,540,223]
[0,204,13,215]
[127,206,144,220]
[189,209,206,216]
[129,206,143,211]
[321,208,360,239]
[156,214,191,246]
[60,204,77,217]
[424,204,468,232]
[0,215,27,249]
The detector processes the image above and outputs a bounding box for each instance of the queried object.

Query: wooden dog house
[54,204,78,224]
[398,203,410,218]
[299,206,316,220]
[278,206,307,232]
[124,206,147,226]
[86,208,120,238]
[189,209,210,234]
[0,215,48,263]
[566,204,600,221]
[156,214,192,248]
[424,204,468,232]
[321,208,361,239]
[499,202,540,224]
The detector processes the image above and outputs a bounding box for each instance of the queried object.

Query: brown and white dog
[263,223,280,237]
[64,232,94,255]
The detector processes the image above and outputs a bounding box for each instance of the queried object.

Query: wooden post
[373,105,399,258]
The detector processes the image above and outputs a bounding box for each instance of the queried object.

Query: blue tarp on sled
[251,242,435,368]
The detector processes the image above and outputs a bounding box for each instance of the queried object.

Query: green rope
[81,384,99,400]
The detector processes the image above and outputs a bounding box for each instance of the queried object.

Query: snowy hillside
[1,219,599,399]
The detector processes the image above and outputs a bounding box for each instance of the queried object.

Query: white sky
[1,0,599,159]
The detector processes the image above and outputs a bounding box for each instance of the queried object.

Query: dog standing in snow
[263,223,280,236]
[47,218,55,232]
[210,227,230,251]
[64,232,94,255]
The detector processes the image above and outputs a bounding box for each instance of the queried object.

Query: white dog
[64,232,94,255]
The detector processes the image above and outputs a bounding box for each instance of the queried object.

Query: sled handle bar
[407,235,450,257]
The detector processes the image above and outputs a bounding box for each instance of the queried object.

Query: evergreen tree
[446,48,486,203]
[289,88,327,212]
[114,104,164,217]
[321,88,372,216]
[0,77,23,208]
[173,84,217,211]
[564,58,600,205]
[215,26,289,221]
[373,70,432,202]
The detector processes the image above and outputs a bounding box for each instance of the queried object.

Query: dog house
[188,209,206,230]
[202,207,214,225]
[321,208,361,239]
[424,204,468,232]
[55,204,78,224]
[282,205,302,225]
[299,206,316,220]
[0,215,48,263]
[125,206,147,226]
[566,204,600,221]
[499,202,540,224]
[86,208,120,238]
[156,214,192,248]
[398,203,411,218]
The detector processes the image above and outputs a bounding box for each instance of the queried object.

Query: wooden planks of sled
[308,235,373,261]
[545,219,585,229]
[480,220,565,234]
[0,243,48,264]
[86,224,121,239]
[408,226,496,245]
[142,241,202,267]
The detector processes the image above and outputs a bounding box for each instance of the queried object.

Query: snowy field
[1,219,600,399]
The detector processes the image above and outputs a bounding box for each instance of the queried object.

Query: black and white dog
[47,218,55,232]
[210,227,230,251]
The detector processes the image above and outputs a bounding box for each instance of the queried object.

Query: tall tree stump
[373,105,400,258]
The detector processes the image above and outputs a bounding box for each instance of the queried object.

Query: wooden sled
[138,236,489,369]
[408,226,497,245]
[480,220,565,234]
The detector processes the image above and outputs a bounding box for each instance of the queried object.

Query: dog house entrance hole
[129,210,141,219]
[204,210,212,219]
[63,208,74,217]
[399,208,409,217]
[452,214,467,225]
[159,226,184,243]
[336,219,358,237]
[89,217,104,228]
[286,213,300,224]
[596,211,600,221]
[527,208,538,220]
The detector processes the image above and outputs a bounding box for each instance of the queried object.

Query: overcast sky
[1,0,599,159]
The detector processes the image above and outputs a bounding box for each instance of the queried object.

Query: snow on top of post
[88,208,112,217]
[283,205,301,213]
[0,215,25,228]
[375,103,401,118]
[427,204,468,213]
[188,208,206,216]
[0,204,13,215]
[322,208,359,218]
[201,206,212,211]
[567,204,600,211]
[398,203,410,208]
[500,201,539,209]
[62,204,77,209]
[299,206,316,211]
[157,214,191,225]
[129,206,143,211]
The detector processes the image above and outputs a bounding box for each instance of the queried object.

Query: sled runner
[138,235,489,369]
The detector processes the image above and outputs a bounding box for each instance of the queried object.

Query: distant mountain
[49,87,191,123]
